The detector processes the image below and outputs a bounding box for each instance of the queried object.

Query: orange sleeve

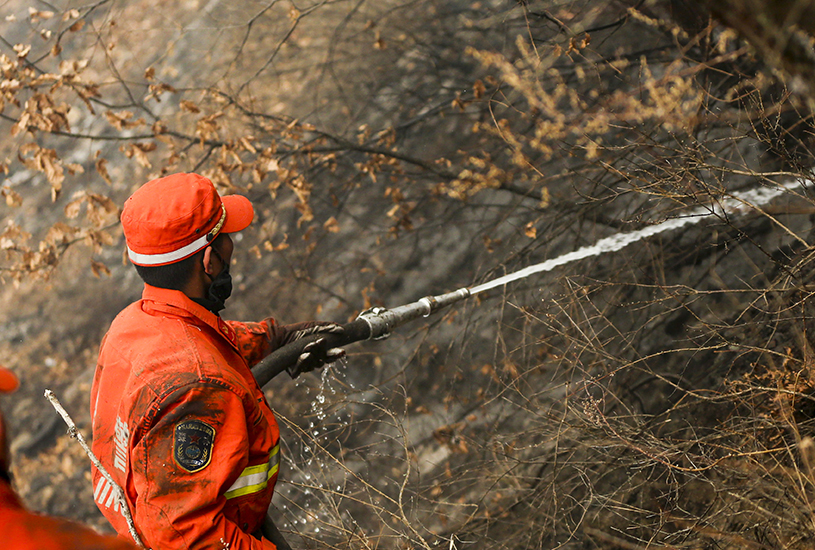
[228,319,325,367]
[131,385,276,550]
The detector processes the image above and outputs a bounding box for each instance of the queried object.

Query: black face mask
[194,246,233,314]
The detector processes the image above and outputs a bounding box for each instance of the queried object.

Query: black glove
[289,323,344,342]
[286,324,346,378]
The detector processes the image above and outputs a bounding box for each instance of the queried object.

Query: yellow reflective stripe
[242,463,269,477]
[224,476,268,499]
[224,444,280,500]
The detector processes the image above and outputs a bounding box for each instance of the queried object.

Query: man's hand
[286,324,346,378]
[289,323,344,342]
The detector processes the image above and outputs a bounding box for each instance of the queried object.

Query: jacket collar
[141,284,238,348]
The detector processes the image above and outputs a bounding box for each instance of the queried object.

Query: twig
[44,389,146,549]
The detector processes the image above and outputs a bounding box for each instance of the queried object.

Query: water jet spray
[252,178,807,388]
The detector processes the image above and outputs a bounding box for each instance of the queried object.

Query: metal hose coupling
[357,287,471,340]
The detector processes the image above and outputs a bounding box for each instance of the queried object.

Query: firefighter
[90,173,344,549]
[0,365,139,549]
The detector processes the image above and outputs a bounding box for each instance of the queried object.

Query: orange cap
[0,366,18,394]
[121,173,254,266]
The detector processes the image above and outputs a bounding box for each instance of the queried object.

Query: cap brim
[0,367,19,393]
[221,195,254,234]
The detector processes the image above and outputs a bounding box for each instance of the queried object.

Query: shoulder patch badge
[173,419,215,473]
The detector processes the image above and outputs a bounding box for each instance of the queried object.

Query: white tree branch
[44,389,146,549]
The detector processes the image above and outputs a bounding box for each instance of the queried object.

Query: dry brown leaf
[95,157,112,185]
[64,196,84,219]
[104,110,145,130]
[13,43,31,59]
[502,359,520,380]
[45,223,79,245]
[524,221,537,239]
[152,120,168,135]
[373,30,385,50]
[119,142,156,168]
[64,163,84,175]
[90,259,111,278]
[87,229,114,253]
[323,217,340,233]
[41,153,64,190]
[11,113,28,137]
[239,136,257,154]
[88,193,118,213]
[473,79,486,99]
[180,100,201,113]
[146,82,177,102]
[28,8,54,22]
[2,188,21,207]
[122,143,152,168]
[196,112,223,142]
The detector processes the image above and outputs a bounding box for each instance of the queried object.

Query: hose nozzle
[358,287,471,340]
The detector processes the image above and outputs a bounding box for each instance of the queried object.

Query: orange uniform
[91,284,308,549]
[0,478,139,550]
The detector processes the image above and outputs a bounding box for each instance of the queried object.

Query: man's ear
[202,245,217,278]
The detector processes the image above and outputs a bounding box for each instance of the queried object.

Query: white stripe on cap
[127,233,210,266]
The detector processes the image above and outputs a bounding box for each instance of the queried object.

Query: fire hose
[251,288,471,388]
